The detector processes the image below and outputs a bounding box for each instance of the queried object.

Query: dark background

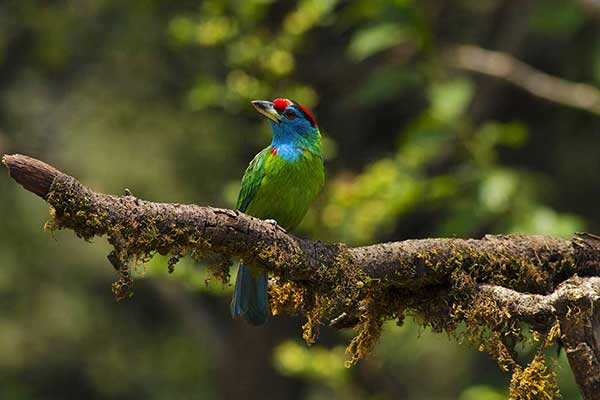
[1,0,599,399]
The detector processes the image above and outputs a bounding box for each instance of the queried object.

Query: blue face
[270,104,319,148]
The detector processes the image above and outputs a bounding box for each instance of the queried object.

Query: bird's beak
[251,100,282,124]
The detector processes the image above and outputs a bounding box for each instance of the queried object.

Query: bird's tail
[230,263,269,325]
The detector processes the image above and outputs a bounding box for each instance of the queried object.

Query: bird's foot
[265,219,286,233]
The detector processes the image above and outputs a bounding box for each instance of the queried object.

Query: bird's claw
[265,219,286,233]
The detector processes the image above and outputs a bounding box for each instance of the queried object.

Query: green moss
[46,181,232,302]
[265,238,570,397]
[509,356,559,400]
[270,280,306,316]
[309,240,568,398]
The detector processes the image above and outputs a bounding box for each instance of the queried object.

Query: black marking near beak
[251,100,282,123]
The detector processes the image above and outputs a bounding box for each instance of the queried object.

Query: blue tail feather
[230,264,269,325]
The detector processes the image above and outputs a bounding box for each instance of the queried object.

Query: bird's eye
[284,109,297,120]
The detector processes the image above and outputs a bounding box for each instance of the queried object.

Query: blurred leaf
[196,16,238,47]
[168,16,197,43]
[284,0,338,35]
[509,207,584,237]
[479,169,518,212]
[429,78,473,122]
[273,341,348,384]
[459,385,506,400]
[348,23,412,60]
[477,121,528,149]
[349,64,421,105]
[529,0,585,37]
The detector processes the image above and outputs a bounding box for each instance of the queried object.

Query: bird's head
[251,98,320,152]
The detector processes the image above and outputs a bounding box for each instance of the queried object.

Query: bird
[230,98,325,325]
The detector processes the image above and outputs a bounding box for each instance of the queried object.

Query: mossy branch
[480,276,600,398]
[4,154,600,399]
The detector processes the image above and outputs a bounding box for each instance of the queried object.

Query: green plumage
[237,146,324,229]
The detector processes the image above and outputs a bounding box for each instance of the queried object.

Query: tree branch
[481,276,600,398]
[445,44,600,115]
[4,153,600,399]
[6,154,597,289]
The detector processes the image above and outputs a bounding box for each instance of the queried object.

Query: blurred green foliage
[1,0,598,398]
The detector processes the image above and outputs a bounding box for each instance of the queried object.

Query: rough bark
[3,153,600,399]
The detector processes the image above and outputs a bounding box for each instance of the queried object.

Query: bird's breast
[244,151,324,229]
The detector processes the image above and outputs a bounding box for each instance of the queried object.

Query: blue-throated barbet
[230,98,325,325]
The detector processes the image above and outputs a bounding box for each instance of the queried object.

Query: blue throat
[269,121,320,161]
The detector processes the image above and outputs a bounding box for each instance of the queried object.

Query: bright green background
[1,0,598,398]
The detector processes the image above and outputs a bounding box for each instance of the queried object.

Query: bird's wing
[236,146,271,212]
